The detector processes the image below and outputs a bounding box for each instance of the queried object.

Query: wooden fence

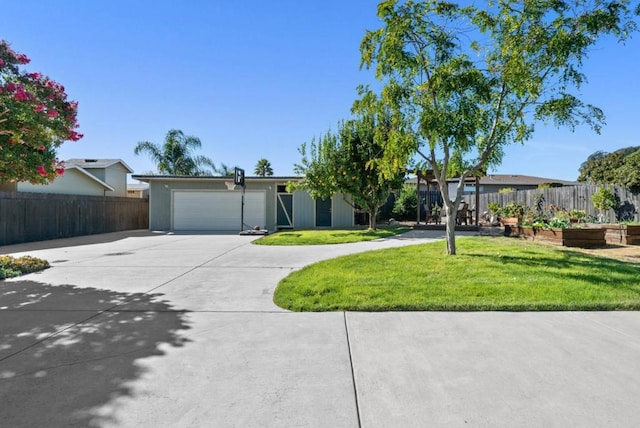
[0,192,149,246]
[463,184,640,223]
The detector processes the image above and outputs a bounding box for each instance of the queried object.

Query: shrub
[498,187,516,193]
[0,255,50,279]
[392,184,418,220]
[591,187,618,222]
[488,202,501,215]
[591,187,618,212]
[501,201,525,218]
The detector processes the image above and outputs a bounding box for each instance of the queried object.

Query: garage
[172,190,266,231]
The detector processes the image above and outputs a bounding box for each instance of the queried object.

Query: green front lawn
[254,226,411,245]
[273,236,640,311]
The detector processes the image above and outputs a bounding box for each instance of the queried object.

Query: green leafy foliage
[500,201,525,218]
[0,255,49,279]
[578,146,640,188]
[360,0,638,253]
[134,129,215,176]
[591,186,618,212]
[1,40,82,184]
[292,88,405,229]
[253,158,273,177]
[391,183,417,220]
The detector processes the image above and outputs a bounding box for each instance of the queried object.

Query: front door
[315,197,332,227]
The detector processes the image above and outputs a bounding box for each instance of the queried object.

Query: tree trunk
[444,204,457,255]
[368,208,377,230]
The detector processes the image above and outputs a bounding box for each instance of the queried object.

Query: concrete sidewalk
[1,231,640,427]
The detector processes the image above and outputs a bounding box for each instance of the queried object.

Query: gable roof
[66,158,134,173]
[65,165,115,191]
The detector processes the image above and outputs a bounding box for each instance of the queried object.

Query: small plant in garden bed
[591,186,618,223]
[0,255,50,279]
[569,209,587,222]
[501,201,525,218]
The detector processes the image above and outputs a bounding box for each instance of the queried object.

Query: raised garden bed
[518,226,606,248]
[501,218,520,237]
[602,225,640,246]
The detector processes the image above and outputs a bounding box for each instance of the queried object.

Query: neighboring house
[447,174,577,195]
[131,175,354,232]
[126,182,149,199]
[18,159,133,197]
[407,174,577,196]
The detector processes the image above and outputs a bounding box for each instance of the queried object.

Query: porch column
[475,176,480,226]
[416,170,421,224]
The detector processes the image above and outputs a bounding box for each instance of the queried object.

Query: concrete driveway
[1,230,640,427]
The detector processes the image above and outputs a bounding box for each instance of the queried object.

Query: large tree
[292,88,405,230]
[134,129,215,176]
[254,158,274,177]
[361,0,638,254]
[214,162,240,177]
[578,146,640,188]
[0,40,82,184]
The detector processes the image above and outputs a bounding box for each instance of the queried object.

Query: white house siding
[18,169,107,196]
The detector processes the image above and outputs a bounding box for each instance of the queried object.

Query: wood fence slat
[464,185,639,222]
[0,192,149,246]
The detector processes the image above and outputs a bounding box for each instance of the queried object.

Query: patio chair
[456,202,470,225]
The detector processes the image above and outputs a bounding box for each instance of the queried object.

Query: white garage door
[172,191,266,231]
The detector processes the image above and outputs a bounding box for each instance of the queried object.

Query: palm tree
[214,162,240,177]
[134,129,215,176]
[254,158,274,177]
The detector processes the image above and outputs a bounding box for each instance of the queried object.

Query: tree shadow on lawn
[466,250,640,295]
[0,280,191,427]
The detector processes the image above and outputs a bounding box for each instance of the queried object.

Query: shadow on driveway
[0,280,191,427]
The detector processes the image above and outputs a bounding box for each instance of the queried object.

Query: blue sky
[4,1,639,182]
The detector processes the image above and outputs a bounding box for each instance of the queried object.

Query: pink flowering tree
[0,40,82,184]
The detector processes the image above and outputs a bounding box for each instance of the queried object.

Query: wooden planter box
[518,226,606,248]
[500,217,520,237]
[603,225,640,245]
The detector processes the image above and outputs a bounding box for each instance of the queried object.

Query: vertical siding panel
[332,193,354,228]
[293,191,314,229]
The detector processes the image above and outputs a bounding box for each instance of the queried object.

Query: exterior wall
[86,168,106,182]
[332,193,354,228]
[103,164,129,197]
[290,191,353,229]
[18,169,106,196]
[145,178,355,231]
[292,191,315,229]
[148,179,278,231]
